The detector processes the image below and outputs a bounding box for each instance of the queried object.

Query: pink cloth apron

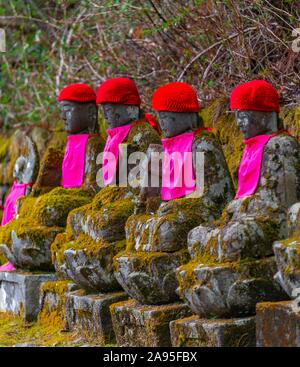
[161,128,212,201]
[0,262,16,272]
[61,134,91,188]
[1,182,31,226]
[236,130,289,199]
[102,119,147,186]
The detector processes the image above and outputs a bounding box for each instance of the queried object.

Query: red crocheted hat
[96,77,141,106]
[57,83,96,102]
[230,80,280,112]
[152,82,200,112]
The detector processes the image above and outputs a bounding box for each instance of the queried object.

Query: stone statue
[176,80,300,318]
[13,136,39,195]
[0,136,39,270]
[114,82,235,304]
[51,77,161,292]
[0,83,105,271]
[273,202,300,298]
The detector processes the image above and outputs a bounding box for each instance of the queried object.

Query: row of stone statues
[0,78,299,331]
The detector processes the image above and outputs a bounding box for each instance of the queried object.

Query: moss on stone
[50,232,69,265]
[126,197,214,252]
[32,130,67,195]
[126,121,161,153]
[113,248,189,274]
[0,311,99,347]
[28,187,93,227]
[0,136,11,162]
[52,231,126,267]
[38,280,71,329]
[89,186,130,211]
[0,214,64,265]
[281,105,300,141]
[177,255,276,294]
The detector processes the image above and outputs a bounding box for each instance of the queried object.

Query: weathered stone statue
[0,136,39,270]
[273,202,300,298]
[113,82,235,304]
[0,83,105,271]
[51,77,161,292]
[177,80,300,318]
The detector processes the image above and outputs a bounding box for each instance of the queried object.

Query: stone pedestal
[0,271,57,321]
[110,299,192,347]
[66,289,128,345]
[256,300,300,347]
[170,315,256,347]
[38,280,78,328]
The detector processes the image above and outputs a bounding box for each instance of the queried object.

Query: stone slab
[38,280,78,328]
[0,271,57,322]
[66,289,128,345]
[256,300,300,347]
[170,315,256,347]
[110,299,192,347]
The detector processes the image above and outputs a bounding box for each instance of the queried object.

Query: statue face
[102,103,140,129]
[158,111,199,138]
[235,110,277,139]
[13,156,27,183]
[59,101,98,135]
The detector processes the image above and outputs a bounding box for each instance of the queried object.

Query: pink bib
[102,122,137,186]
[61,134,90,188]
[1,182,30,226]
[236,131,289,199]
[161,131,196,201]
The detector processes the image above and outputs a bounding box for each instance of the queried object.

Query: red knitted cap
[96,77,141,106]
[58,83,96,102]
[152,82,200,112]
[230,80,279,113]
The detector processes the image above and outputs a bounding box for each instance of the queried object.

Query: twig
[202,44,223,81]
[177,26,256,81]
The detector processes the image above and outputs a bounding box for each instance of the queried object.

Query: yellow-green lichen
[113,248,189,274]
[38,280,72,329]
[52,231,126,268]
[32,130,67,195]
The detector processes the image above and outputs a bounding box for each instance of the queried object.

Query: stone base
[66,289,128,344]
[0,271,57,321]
[170,315,256,347]
[110,299,192,347]
[38,280,78,328]
[256,300,300,347]
[177,256,287,318]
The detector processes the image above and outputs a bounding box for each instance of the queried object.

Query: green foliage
[0,0,299,132]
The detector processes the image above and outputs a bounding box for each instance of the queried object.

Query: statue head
[152,82,201,138]
[101,103,140,129]
[13,156,27,183]
[235,110,278,139]
[230,80,280,139]
[58,83,98,135]
[13,136,39,185]
[96,77,142,129]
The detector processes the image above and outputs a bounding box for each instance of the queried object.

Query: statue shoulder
[86,135,105,156]
[265,133,299,156]
[193,130,222,153]
[127,122,161,151]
